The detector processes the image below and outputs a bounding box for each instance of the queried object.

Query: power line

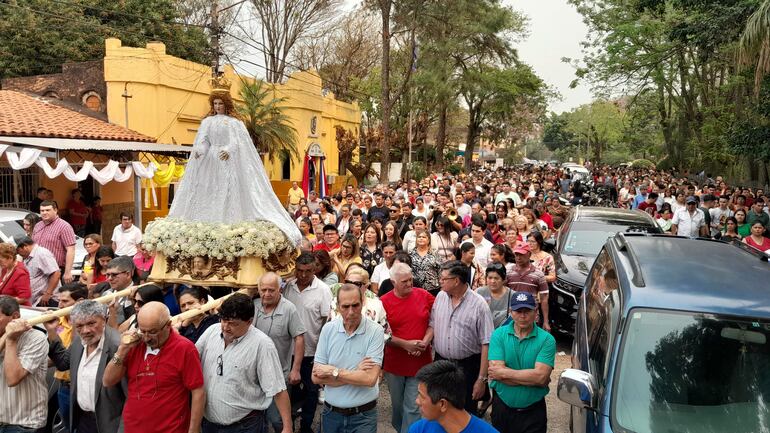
[222,29,377,100]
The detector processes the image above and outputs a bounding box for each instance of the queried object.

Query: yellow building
[102,38,361,221]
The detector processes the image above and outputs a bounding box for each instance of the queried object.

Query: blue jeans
[290,357,319,433]
[0,426,36,433]
[384,373,420,433]
[58,381,71,430]
[266,400,282,431]
[201,411,267,433]
[320,407,377,433]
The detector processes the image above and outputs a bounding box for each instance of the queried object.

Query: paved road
[309,335,574,433]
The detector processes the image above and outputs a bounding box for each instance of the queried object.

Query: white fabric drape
[0,146,158,182]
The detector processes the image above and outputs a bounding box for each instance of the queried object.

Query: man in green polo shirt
[487,291,556,433]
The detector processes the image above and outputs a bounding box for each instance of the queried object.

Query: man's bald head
[137,301,172,349]
[259,272,282,307]
[137,301,170,328]
[259,272,281,289]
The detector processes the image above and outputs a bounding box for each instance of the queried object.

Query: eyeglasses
[344,280,367,288]
[105,271,128,279]
[134,299,145,307]
[440,276,458,282]
[140,321,170,337]
[217,354,223,376]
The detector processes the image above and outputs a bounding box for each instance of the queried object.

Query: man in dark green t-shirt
[488,292,556,433]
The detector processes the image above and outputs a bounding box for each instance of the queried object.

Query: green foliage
[236,80,299,165]
[542,112,575,151]
[630,159,657,169]
[408,161,427,181]
[0,0,210,79]
[568,0,770,181]
[446,164,463,176]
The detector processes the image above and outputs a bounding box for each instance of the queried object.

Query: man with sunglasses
[102,256,136,327]
[103,301,204,433]
[197,293,292,433]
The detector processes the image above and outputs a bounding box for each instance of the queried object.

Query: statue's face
[213,98,225,115]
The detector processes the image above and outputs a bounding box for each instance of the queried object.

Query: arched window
[81,91,102,111]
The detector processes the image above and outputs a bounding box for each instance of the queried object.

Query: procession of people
[2,80,770,433]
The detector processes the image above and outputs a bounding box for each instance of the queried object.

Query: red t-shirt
[745,236,770,252]
[313,242,340,252]
[122,330,204,433]
[381,288,435,377]
[0,262,31,306]
[67,200,88,226]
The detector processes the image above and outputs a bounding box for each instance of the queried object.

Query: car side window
[585,250,618,392]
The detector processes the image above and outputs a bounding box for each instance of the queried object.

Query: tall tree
[245,0,342,83]
[292,9,381,102]
[237,80,299,165]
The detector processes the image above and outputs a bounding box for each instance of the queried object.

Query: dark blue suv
[558,233,770,433]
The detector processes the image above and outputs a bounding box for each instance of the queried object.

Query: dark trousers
[491,395,547,433]
[434,352,485,416]
[75,409,98,433]
[290,356,319,433]
[202,411,267,433]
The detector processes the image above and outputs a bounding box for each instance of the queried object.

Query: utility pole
[121,83,132,128]
[210,0,221,78]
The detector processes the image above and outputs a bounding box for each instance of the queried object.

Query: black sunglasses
[344,280,367,288]
[217,354,223,376]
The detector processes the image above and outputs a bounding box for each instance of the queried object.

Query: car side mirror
[557,369,598,410]
[543,238,556,253]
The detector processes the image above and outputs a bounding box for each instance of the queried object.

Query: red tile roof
[0,90,155,142]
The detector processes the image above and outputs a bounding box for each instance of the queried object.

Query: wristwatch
[111,354,124,366]
[332,368,339,379]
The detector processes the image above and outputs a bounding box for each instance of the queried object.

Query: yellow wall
[102,38,361,183]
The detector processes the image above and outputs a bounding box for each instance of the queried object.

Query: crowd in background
[1,163,769,433]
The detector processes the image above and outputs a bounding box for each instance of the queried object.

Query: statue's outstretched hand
[219,151,230,161]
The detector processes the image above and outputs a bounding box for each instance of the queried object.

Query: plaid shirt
[32,217,76,267]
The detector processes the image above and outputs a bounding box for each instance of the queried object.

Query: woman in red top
[66,188,90,236]
[743,221,770,253]
[0,243,31,305]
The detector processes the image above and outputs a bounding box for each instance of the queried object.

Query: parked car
[0,208,87,277]
[558,233,770,433]
[549,206,661,335]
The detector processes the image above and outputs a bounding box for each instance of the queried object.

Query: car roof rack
[614,233,646,287]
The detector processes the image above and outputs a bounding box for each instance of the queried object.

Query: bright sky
[510,0,593,113]
[237,0,593,114]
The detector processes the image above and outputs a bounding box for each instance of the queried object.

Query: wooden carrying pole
[0,284,253,352]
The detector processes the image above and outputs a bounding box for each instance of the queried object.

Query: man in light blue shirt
[312,284,385,433]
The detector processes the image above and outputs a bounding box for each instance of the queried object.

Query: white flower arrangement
[143,218,294,261]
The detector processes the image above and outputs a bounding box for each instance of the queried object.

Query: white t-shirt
[462,238,493,270]
[371,261,390,284]
[111,224,142,256]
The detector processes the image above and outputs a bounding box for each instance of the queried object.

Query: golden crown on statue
[210,75,232,95]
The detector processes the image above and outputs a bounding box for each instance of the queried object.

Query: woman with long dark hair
[431,216,458,263]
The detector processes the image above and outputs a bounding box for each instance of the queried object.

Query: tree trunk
[435,103,447,172]
[464,108,479,172]
[379,1,392,183]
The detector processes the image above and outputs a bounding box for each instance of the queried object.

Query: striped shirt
[0,328,49,429]
[430,289,494,360]
[23,245,61,305]
[32,217,76,267]
[196,325,286,425]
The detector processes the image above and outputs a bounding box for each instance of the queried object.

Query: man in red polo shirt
[313,224,340,252]
[380,263,435,433]
[103,302,204,433]
[506,242,550,332]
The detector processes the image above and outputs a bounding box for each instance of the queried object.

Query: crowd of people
[1,162,770,433]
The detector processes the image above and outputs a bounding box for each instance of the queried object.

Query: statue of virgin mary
[167,86,302,246]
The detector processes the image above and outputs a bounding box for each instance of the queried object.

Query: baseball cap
[686,196,698,204]
[509,291,536,310]
[513,242,531,255]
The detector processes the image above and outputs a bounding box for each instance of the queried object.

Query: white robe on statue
[169,114,302,245]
